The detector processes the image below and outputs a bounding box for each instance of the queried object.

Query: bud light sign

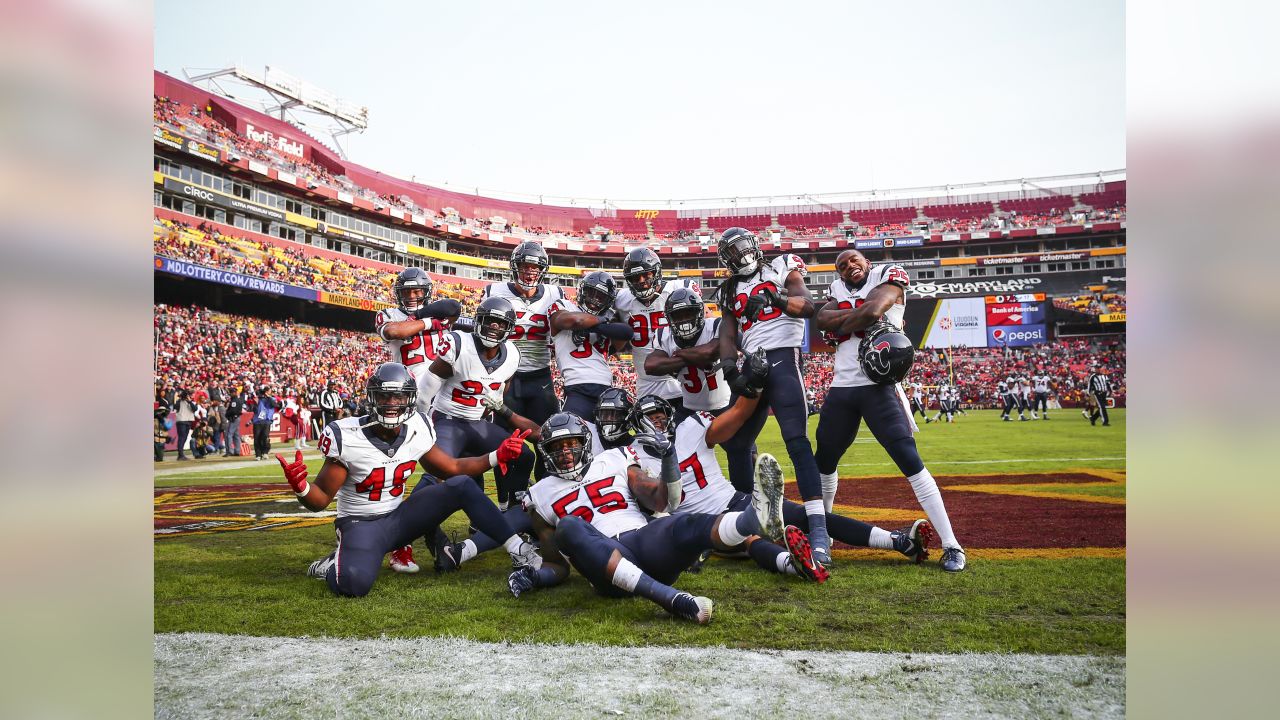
[987,324,1048,347]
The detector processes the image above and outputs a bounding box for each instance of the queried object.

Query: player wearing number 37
[277,362,540,597]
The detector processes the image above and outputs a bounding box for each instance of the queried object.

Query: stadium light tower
[183,64,368,159]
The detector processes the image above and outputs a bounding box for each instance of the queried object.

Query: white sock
[611,558,644,592]
[906,467,960,548]
[460,539,478,563]
[503,535,525,554]
[718,512,749,547]
[820,472,839,513]
[868,527,894,549]
[498,500,509,512]
[776,552,796,575]
[804,499,825,522]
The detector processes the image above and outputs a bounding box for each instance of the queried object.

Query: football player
[375,268,461,413]
[276,362,539,597]
[1010,373,1029,421]
[614,248,697,417]
[633,389,933,577]
[713,227,823,548]
[483,241,565,478]
[547,271,634,420]
[506,412,784,624]
[646,288,730,423]
[910,381,926,418]
[1031,370,1052,419]
[813,249,966,572]
[998,377,1015,421]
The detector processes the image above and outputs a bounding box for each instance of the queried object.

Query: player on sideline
[614,248,696,418]
[483,241,565,479]
[1031,370,1052,419]
[813,249,966,572]
[548,271,635,421]
[507,412,783,624]
[374,267,461,573]
[630,392,933,579]
[645,288,730,423]
[713,227,826,555]
[276,362,539,597]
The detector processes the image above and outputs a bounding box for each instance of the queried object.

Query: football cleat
[891,519,935,564]
[432,532,463,573]
[671,592,714,624]
[510,540,543,571]
[751,453,786,543]
[508,566,538,598]
[686,548,713,574]
[783,525,830,584]
[940,547,967,573]
[307,551,335,580]
[389,545,419,574]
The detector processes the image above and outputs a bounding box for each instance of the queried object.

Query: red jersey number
[509,312,549,343]
[628,311,667,347]
[733,282,783,331]
[354,460,416,502]
[681,366,720,394]
[451,380,504,407]
[550,477,629,523]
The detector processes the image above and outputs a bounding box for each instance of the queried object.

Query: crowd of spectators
[1053,291,1127,316]
[154,216,486,313]
[155,96,1126,252]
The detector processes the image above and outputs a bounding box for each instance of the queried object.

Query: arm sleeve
[593,322,633,341]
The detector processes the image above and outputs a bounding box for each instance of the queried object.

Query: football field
[155,409,1125,718]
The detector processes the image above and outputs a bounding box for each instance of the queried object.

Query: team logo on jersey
[154,484,335,537]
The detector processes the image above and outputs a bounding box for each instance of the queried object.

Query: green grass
[155,409,1125,654]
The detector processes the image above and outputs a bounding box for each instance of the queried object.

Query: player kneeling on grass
[631,387,933,579]
[506,412,783,624]
[277,362,540,597]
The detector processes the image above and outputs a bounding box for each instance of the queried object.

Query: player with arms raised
[813,249,966,572]
[276,362,539,597]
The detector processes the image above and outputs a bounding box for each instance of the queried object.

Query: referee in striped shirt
[1084,363,1112,426]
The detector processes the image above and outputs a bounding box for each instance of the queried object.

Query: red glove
[276,450,309,495]
[495,429,531,474]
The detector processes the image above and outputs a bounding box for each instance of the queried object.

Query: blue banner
[154,255,317,301]
[986,323,1048,347]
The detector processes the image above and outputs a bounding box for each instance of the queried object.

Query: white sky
[154,0,1125,205]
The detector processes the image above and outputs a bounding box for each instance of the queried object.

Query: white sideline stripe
[840,456,1125,467]
[155,633,1125,720]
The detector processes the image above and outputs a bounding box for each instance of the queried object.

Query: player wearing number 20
[277,362,539,597]
[614,248,698,416]
[813,249,966,572]
[375,268,462,413]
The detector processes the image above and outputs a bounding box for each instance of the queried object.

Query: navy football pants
[722,347,820,499]
[815,384,923,478]
[499,369,559,480]
[554,512,721,595]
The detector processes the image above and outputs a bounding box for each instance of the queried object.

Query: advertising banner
[619,209,676,221]
[987,324,1048,346]
[984,302,1046,326]
[154,256,316,300]
[922,297,987,348]
[162,177,286,222]
[184,138,221,162]
[316,291,393,312]
[1099,312,1127,323]
[154,126,185,149]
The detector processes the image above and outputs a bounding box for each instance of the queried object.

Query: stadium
[152,21,1125,720]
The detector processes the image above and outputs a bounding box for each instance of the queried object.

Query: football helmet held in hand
[858,321,915,385]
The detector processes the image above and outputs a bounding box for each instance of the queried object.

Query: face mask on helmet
[476,313,514,348]
[367,387,416,428]
[394,270,433,313]
[625,268,658,300]
[397,287,428,313]
[719,234,761,276]
[631,396,676,442]
[578,283,614,315]
[668,305,705,346]
[595,406,631,442]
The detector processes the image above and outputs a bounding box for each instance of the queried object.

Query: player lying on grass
[277,362,540,597]
[505,412,787,624]
[630,393,934,578]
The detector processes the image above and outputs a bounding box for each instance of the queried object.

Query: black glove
[744,293,770,321]
[740,348,770,398]
[633,429,673,458]
[414,299,462,320]
[571,328,591,346]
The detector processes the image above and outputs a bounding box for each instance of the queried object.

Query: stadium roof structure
[183,64,368,160]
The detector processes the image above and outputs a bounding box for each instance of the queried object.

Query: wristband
[294,480,310,499]
[488,450,500,468]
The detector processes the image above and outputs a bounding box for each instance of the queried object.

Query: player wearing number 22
[375,268,462,414]
[813,249,966,572]
[508,412,780,624]
[277,362,540,597]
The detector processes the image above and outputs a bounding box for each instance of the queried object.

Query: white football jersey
[375,307,450,375]
[997,380,1010,395]
[431,331,521,420]
[912,382,924,399]
[526,446,649,538]
[633,413,737,516]
[725,255,808,353]
[320,412,437,519]
[1033,374,1050,393]
[615,279,698,400]
[549,297,615,387]
[653,318,730,412]
[482,282,564,374]
[827,264,910,388]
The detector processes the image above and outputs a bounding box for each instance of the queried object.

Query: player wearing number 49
[813,249,966,572]
[375,268,462,413]
[279,362,540,597]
